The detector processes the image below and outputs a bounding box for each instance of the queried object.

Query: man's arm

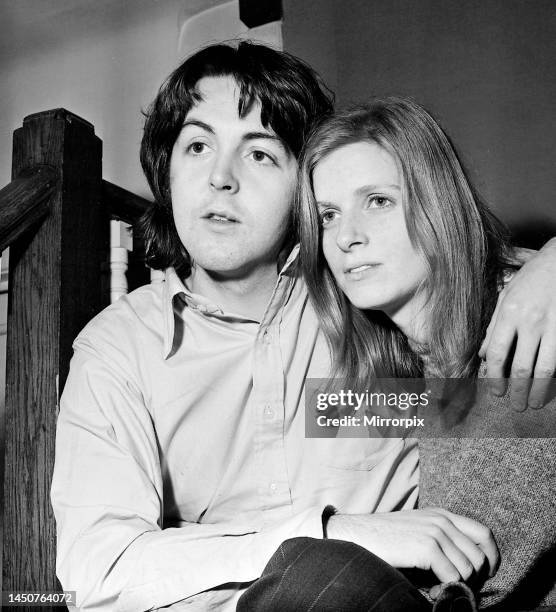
[480,237,556,409]
[327,508,499,586]
[51,347,325,611]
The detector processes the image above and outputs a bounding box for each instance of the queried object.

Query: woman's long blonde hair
[296,97,513,384]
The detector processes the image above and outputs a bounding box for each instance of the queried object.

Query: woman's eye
[320,210,338,226]
[368,196,391,208]
[187,142,208,154]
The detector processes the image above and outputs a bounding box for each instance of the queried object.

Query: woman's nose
[335,211,368,251]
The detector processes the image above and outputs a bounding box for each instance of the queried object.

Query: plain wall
[282,0,338,97]
[283,0,556,245]
[178,0,282,57]
[0,1,183,199]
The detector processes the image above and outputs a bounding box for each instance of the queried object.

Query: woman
[296,97,555,610]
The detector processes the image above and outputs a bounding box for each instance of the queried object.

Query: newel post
[3,109,110,604]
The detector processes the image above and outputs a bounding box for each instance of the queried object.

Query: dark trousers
[237,537,432,611]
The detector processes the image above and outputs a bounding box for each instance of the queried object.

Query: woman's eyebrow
[354,184,401,196]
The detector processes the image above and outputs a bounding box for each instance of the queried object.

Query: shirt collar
[162,268,187,359]
[161,245,301,358]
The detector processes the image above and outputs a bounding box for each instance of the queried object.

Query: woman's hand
[327,507,499,585]
[480,237,556,409]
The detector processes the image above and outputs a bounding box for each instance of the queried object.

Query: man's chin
[190,258,278,283]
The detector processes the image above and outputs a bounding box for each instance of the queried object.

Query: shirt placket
[252,273,293,525]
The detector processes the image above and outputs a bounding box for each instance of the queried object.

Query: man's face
[169,76,298,280]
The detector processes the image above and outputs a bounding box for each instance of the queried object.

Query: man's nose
[336,211,368,252]
[209,153,239,193]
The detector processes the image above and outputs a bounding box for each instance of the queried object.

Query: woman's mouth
[346,263,380,274]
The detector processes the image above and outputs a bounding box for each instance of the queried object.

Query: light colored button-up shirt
[51,249,419,611]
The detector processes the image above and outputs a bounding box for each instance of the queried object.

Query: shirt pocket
[319,437,404,470]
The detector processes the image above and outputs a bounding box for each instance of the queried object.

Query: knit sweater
[418,372,556,610]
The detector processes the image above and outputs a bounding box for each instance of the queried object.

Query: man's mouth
[204,212,239,223]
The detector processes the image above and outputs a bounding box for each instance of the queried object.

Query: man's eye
[250,150,275,165]
[187,142,207,154]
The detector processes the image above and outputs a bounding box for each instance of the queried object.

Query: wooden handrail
[102,179,151,225]
[0,165,57,252]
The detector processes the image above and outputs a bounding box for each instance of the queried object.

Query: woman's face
[312,141,429,326]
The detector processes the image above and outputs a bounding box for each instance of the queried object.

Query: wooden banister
[3,109,110,609]
[3,109,151,608]
[0,165,57,252]
[102,179,151,225]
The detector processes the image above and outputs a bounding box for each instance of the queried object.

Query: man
[51,42,556,611]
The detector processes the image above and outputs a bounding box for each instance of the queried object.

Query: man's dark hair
[139,40,334,274]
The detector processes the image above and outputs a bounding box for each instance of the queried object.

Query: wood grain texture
[0,166,56,252]
[3,109,110,610]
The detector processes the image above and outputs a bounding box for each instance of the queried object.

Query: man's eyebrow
[242,131,279,143]
[181,122,288,153]
[243,132,290,154]
[182,119,214,133]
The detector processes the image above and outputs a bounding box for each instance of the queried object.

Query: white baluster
[110,220,132,303]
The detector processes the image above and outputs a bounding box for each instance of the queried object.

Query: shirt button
[269,483,278,494]
[264,405,275,420]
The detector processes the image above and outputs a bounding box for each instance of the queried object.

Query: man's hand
[480,237,556,409]
[327,508,499,584]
